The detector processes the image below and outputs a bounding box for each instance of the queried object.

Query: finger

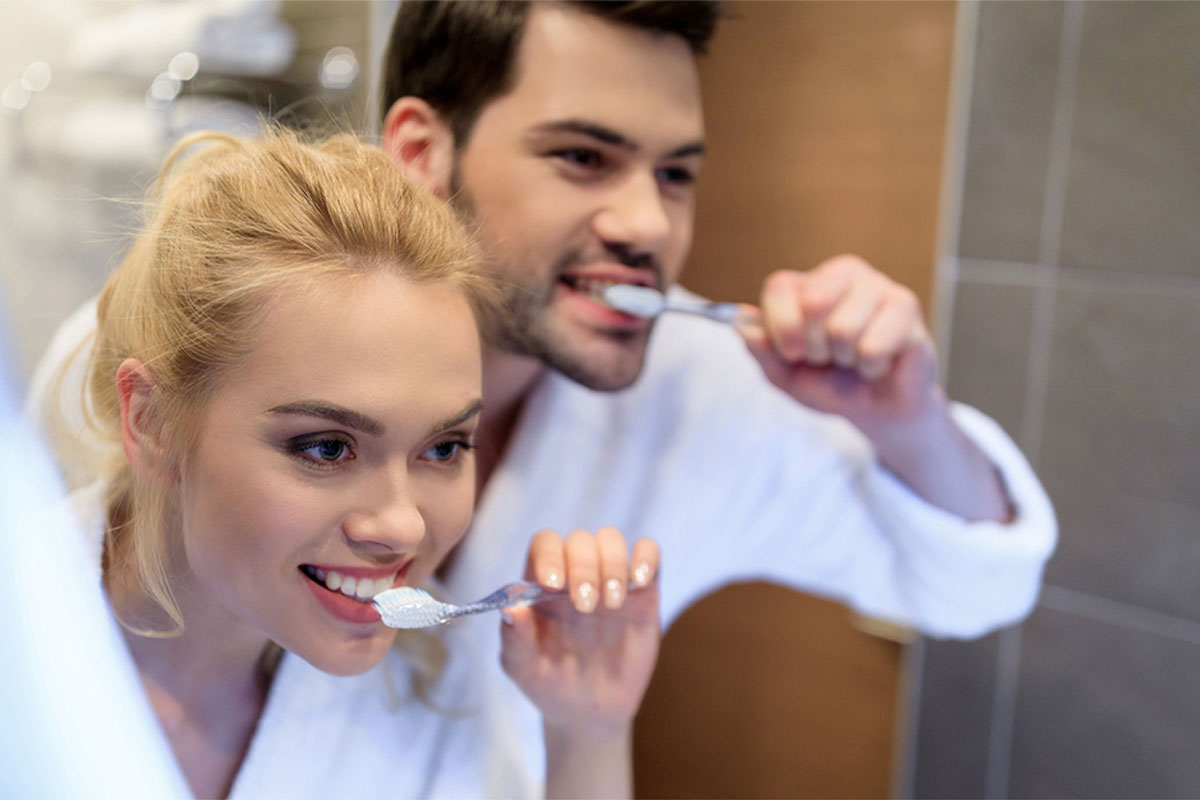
[595,526,630,610]
[826,278,882,368]
[565,529,600,613]
[526,529,566,590]
[731,303,765,337]
[857,289,925,381]
[759,271,807,361]
[630,538,660,589]
[498,604,540,680]
[738,305,794,387]
[798,263,854,367]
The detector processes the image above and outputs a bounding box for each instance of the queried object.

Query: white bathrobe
[443,291,1057,786]
[16,288,1056,796]
[12,482,537,799]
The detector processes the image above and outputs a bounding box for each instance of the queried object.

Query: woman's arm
[500,528,661,800]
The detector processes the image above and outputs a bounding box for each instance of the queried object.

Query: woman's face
[174,269,482,676]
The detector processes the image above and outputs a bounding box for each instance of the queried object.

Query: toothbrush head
[602,284,666,318]
[372,586,454,629]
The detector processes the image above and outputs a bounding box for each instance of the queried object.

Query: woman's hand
[500,527,661,734]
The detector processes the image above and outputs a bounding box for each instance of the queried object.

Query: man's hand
[739,254,1012,523]
[740,254,940,431]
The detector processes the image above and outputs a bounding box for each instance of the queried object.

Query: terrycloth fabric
[1,340,188,798]
[443,287,1057,785]
[24,286,1056,796]
[56,483,535,799]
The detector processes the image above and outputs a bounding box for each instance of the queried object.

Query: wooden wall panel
[634,3,957,797]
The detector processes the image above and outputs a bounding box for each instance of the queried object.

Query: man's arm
[739,254,1012,522]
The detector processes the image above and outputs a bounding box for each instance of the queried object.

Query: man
[373,0,1054,786]
[27,1,1055,791]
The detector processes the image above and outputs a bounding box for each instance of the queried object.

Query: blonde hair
[85,127,484,666]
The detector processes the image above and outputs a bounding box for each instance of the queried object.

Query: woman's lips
[299,562,410,625]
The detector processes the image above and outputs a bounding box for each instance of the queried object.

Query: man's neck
[475,347,546,498]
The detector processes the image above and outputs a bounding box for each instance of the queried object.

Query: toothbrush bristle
[602,284,665,318]
[372,586,451,629]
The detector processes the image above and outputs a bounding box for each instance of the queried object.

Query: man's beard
[447,165,654,392]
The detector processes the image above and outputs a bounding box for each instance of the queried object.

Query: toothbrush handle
[460,581,554,616]
[668,300,744,325]
[700,302,743,325]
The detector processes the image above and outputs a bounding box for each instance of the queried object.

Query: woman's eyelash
[287,435,355,469]
[421,436,476,465]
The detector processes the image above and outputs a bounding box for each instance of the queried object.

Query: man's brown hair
[381,1,722,145]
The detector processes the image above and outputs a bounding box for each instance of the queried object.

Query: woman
[74,128,660,798]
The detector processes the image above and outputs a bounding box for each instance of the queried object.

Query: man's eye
[657,166,695,187]
[555,148,606,170]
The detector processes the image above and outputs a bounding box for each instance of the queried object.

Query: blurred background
[2,2,1197,797]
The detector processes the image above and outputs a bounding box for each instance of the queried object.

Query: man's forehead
[503,3,705,145]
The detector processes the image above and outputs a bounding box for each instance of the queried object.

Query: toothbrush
[373,582,554,629]
[602,284,744,325]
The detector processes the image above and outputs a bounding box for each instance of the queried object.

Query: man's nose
[593,169,672,255]
[341,467,426,553]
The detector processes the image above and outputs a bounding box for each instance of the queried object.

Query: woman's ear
[381,96,457,199]
[116,359,175,483]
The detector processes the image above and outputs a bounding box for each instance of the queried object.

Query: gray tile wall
[914,2,1200,797]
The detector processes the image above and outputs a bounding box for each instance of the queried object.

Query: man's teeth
[565,277,626,304]
[302,565,396,602]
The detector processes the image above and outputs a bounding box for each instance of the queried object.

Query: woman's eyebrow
[266,401,385,436]
[430,399,484,435]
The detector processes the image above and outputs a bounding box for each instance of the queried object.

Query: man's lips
[557,269,660,328]
[558,265,658,291]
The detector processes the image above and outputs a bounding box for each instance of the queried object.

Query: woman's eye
[291,437,354,466]
[421,439,473,464]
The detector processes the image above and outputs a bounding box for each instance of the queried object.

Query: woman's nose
[341,469,426,552]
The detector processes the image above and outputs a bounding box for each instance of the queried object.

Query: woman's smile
[174,271,482,675]
[299,561,412,626]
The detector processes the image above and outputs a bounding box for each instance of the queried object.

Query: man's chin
[539,335,649,392]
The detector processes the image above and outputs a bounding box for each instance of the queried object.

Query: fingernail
[544,568,563,590]
[576,581,597,612]
[632,562,651,587]
[604,578,624,609]
[500,610,514,626]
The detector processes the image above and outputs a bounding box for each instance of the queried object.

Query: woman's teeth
[301,564,396,603]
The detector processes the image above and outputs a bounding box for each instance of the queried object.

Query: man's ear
[381,97,457,199]
[116,359,175,484]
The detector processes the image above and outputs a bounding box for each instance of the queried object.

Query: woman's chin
[294,633,393,677]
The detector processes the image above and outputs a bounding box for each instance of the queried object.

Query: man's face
[452,3,705,390]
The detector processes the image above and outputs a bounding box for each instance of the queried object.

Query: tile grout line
[1040,584,1200,647]
[958,259,1200,296]
[1036,1,1085,268]
[984,625,1022,799]
[1019,0,1084,468]
[989,4,1087,798]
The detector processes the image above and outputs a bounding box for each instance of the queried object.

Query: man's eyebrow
[431,399,484,435]
[266,402,385,437]
[530,119,706,160]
